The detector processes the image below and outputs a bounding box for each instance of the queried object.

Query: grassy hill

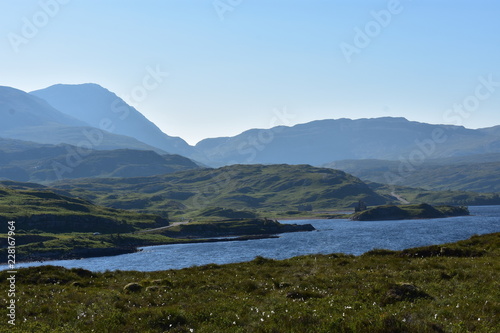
[52,164,389,216]
[326,155,500,193]
[0,185,313,262]
[1,232,498,332]
[48,164,500,219]
[369,182,500,206]
[0,186,168,234]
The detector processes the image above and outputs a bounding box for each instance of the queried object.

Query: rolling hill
[0,186,168,234]
[326,155,500,193]
[51,164,389,214]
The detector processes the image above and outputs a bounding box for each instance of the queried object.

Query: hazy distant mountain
[193,117,500,166]
[31,83,193,156]
[0,86,165,153]
[0,85,87,129]
[0,137,199,183]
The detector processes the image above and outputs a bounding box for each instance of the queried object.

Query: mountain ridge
[0,86,167,153]
[30,83,193,156]
[192,117,500,166]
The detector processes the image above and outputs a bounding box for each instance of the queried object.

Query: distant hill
[39,163,500,218]
[367,182,500,206]
[192,117,500,166]
[0,138,200,183]
[0,86,165,153]
[31,83,193,156]
[51,164,389,214]
[326,155,500,193]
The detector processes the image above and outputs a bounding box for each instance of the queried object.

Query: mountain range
[193,117,500,166]
[2,83,500,167]
[0,86,164,153]
[2,83,500,194]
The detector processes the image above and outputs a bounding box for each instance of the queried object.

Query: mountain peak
[30,83,193,155]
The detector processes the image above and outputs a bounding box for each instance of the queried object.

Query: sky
[1,0,499,145]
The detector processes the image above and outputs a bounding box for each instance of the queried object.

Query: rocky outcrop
[350,204,469,221]
[162,219,315,238]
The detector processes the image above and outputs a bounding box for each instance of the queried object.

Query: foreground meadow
[1,233,499,332]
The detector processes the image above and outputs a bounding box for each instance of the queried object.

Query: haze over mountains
[193,118,500,166]
[31,84,192,157]
[2,83,500,192]
[0,137,199,183]
[0,86,164,153]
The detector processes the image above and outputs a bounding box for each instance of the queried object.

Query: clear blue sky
[1,0,499,145]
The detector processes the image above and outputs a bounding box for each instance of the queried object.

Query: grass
[0,186,169,234]
[0,232,498,332]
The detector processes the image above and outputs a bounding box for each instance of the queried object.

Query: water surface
[3,206,499,272]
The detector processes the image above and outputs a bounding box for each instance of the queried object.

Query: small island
[350,203,469,221]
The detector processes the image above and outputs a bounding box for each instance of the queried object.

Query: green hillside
[0,186,168,234]
[0,185,313,262]
[326,156,500,193]
[52,164,389,216]
[369,182,500,206]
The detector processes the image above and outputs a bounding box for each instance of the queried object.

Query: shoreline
[1,234,281,265]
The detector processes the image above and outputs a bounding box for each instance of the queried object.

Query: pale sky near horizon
[1,0,499,145]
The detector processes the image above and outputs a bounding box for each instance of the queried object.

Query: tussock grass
[1,232,498,332]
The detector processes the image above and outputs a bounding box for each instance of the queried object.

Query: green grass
[0,232,498,332]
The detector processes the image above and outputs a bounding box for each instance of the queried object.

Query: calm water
[4,206,500,272]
